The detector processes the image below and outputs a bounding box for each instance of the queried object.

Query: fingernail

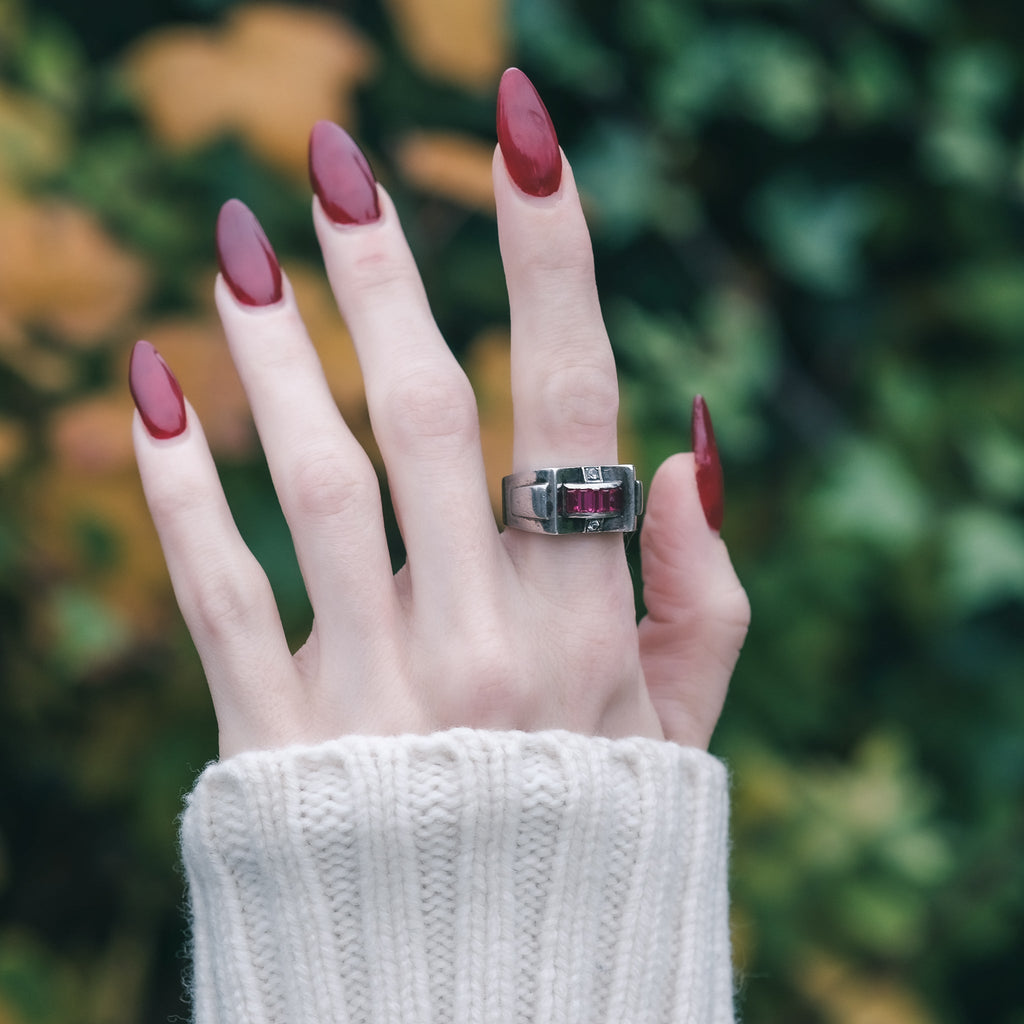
[497,67,562,198]
[692,395,724,532]
[216,199,283,307]
[129,340,186,440]
[308,120,381,225]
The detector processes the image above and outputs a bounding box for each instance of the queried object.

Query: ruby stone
[562,485,623,517]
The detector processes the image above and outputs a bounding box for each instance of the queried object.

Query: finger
[309,124,499,602]
[130,342,299,755]
[494,70,619,473]
[638,453,750,748]
[213,200,394,641]
[493,69,625,581]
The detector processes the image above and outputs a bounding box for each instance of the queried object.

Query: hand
[130,69,749,760]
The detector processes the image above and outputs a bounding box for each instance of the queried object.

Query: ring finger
[494,70,625,572]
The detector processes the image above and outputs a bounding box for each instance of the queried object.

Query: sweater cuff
[181,729,734,1024]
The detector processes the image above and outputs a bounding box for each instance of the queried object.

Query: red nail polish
[308,120,380,225]
[692,395,724,532]
[129,340,187,439]
[497,67,562,198]
[216,199,282,306]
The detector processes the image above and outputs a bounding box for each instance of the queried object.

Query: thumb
[638,400,749,748]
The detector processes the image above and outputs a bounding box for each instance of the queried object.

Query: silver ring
[501,465,643,535]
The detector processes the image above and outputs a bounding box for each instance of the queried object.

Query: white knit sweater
[181,729,734,1023]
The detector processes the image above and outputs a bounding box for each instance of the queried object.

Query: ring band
[501,465,643,535]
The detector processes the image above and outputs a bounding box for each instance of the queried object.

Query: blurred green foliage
[0,0,1022,1021]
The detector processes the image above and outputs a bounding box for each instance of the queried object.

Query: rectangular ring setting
[501,465,643,534]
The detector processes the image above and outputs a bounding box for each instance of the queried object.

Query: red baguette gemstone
[562,485,623,516]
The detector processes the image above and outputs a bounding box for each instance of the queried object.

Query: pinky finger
[130,341,299,756]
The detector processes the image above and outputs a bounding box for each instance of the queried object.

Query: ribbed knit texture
[181,729,733,1024]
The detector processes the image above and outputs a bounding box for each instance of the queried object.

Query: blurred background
[0,0,1021,1019]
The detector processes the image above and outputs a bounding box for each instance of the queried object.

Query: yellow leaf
[26,465,177,638]
[0,416,26,474]
[0,194,148,345]
[465,327,512,512]
[0,336,75,392]
[384,0,507,90]
[123,3,376,179]
[396,132,497,213]
[49,394,136,475]
[799,953,935,1024]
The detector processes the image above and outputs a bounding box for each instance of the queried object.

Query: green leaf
[753,175,876,293]
[48,585,130,674]
[943,506,1024,613]
[810,439,930,550]
[922,118,1007,189]
[862,0,949,32]
[572,120,688,242]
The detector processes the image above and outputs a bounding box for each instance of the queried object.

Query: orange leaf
[396,132,496,213]
[0,336,76,392]
[26,468,178,637]
[465,327,512,512]
[384,0,507,91]
[124,4,376,179]
[0,195,148,345]
[799,954,935,1024]
[50,393,136,475]
[0,416,26,474]
[26,383,179,637]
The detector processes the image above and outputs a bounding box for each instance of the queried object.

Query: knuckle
[456,650,534,726]
[516,225,595,283]
[288,447,376,521]
[538,360,619,435]
[380,365,478,455]
[144,468,213,528]
[186,561,270,645]
[428,613,537,727]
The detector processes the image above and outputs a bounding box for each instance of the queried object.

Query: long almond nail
[692,394,724,532]
[497,67,562,198]
[308,120,381,225]
[129,340,186,439]
[216,199,283,306]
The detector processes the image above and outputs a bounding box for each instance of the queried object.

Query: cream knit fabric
[181,729,733,1024]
